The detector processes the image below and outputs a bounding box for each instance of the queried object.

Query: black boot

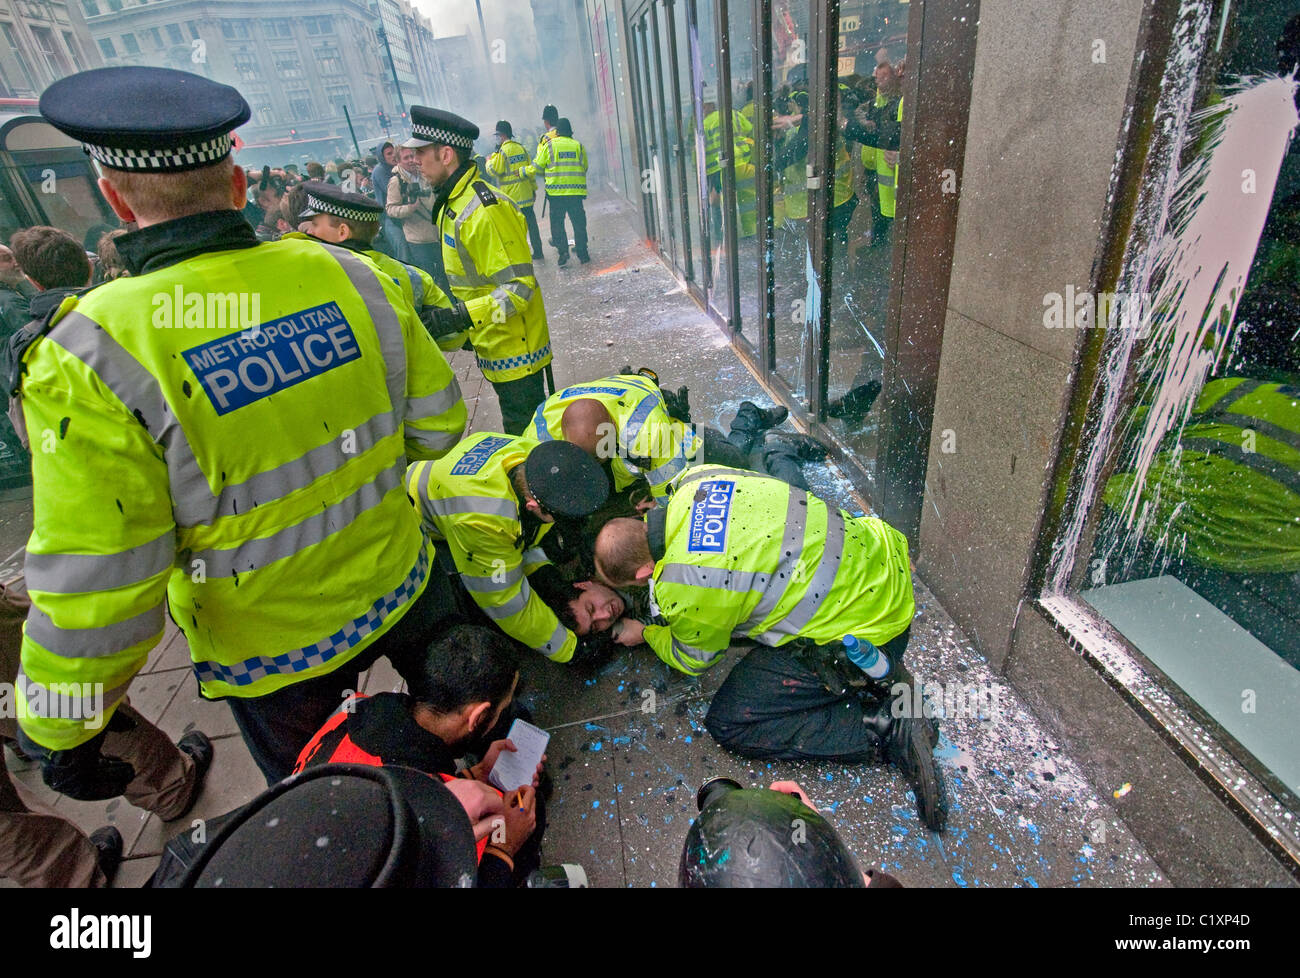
[737,400,788,430]
[866,690,947,832]
[767,430,828,461]
[827,380,882,427]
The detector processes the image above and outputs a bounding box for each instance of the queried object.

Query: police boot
[866,695,947,832]
[827,380,882,427]
[767,430,828,461]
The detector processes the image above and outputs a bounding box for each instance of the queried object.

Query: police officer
[292,180,469,353]
[487,121,545,261]
[404,107,554,436]
[16,67,467,785]
[406,433,608,664]
[592,465,947,830]
[530,370,812,501]
[529,118,590,266]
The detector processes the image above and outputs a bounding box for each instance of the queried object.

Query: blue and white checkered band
[86,133,234,171]
[412,122,473,149]
[305,193,378,222]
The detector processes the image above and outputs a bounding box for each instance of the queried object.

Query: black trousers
[492,369,548,436]
[227,567,461,785]
[701,420,808,490]
[705,628,911,762]
[548,196,589,261]
[521,205,545,259]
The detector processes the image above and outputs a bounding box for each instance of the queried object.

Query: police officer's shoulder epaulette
[472,181,499,207]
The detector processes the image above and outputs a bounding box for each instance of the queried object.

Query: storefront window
[728,0,760,335]
[1070,0,1300,799]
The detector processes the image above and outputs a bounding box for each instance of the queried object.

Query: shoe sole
[897,719,948,832]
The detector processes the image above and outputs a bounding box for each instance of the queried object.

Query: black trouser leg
[549,200,569,260]
[701,426,752,468]
[493,370,548,435]
[760,438,809,491]
[570,198,589,261]
[522,206,545,258]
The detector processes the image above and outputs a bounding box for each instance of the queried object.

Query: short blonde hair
[102,157,237,223]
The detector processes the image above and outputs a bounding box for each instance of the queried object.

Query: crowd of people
[0,64,944,889]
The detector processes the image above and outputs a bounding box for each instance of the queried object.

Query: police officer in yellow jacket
[593,466,946,830]
[407,433,608,663]
[16,67,467,786]
[529,118,589,266]
[487,121,545,261]
[291,181,469,354]
[405,107,554,436]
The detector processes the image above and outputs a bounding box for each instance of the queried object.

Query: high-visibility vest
[531,373,703,501]
[16,232,467,748]
[643,466,915,676]
[832,134,855,209]
[293,693,492,862]
[1102,377,1300,573]
[406,431,574,662]
[734,137,758,239]
[530,135,588,197]
[861,94,904,219]
[437,165,552,382]
[703,109,754,177]
[487,139,537,210]
[282,232,468,353]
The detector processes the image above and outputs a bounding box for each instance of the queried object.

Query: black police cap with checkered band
[298,180,384,222]
[402,107,479,151]
[526,440,609,519]
[39,66,250,173]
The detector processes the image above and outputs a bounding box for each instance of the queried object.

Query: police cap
[525,440,609,519]
[404,107,479,150]
[40,66,249,173]
[298,180,384,222]
[494,120,513,138]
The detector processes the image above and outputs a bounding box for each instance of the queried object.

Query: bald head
[594,517,654,587]
[561,398,614,458]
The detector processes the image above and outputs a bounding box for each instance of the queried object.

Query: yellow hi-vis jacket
[487,138,538,210]
[643,466,915,676]
[17,232,467,748]
[406,432,575,662]
[282,232,468,352]
[530,373,702,501]
[529,135,588,197]
[437,164,553,383]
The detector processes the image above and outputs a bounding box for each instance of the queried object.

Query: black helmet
[678,778,866,888]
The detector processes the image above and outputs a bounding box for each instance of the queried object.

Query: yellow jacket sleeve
[397,274,466,460]
[458,211,539,335]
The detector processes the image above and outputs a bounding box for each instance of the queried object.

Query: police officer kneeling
[16,67,467,787]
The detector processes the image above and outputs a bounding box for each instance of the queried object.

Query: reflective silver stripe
[414,460,436,533]
[1191,412,1300,453]
[461,562,525,593]
[46,312,208,525]
[522,547,547,565]
[329,247,407,423]
[189,464,404,578]
[428,495,519,520]
[494,281,534,303]
[492,263,536,283]
[539,619,569,657]
[1181,438,1300,497]
[25,529,174,595]
[670,635,718,672]
[741,489,809,632]
[25,602,165,659]
[480,578,531,620]
[16,669,131,718]
[644,453,688,486]
[1204,378,1265,413]
[677,466,777,490]
[876,172,895,188]
[756,509,846,642]
[403,265,424,307]
[453,192,484,233]
[405,426,461,455]
[658,563,763,593]
[407,377,463,420]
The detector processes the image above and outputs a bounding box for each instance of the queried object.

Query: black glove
[18,724,136,801]
[420,301,471,340]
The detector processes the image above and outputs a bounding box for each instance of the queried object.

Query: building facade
[586,0,1300,884]
[0,0,102,97]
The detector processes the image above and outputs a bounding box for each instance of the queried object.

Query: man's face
[466,673,519,745]
[416,144,456,186]
[306,214,347,243]
[0,246,22,286]
[399,147,418,172]
[383,145,397,165]
[568,581,626,635]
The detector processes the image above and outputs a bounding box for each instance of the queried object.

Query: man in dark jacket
[0,245,33,342]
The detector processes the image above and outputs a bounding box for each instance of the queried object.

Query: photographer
[386,145,447,292]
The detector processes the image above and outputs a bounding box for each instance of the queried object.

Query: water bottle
[843,634,890,680]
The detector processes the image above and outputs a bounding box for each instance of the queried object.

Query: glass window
[262,18,293,40]
[220,20,250,40]
[166,23,183,45]
[727,0,760,337]
[187,21,199,40]
[273,50,302,79]
[287,91,315,121]
[148,26,163,49]
[31,25,72,75]
[304,16,334,36]
[81,0,99,16]
[97,36,116,59]
[1,22,37,90]
[1071,0,1300,800]
[232,52,257,82]
[316,45,343,75]
[121,33,139,55]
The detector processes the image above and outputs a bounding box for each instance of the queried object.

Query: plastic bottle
[843,634,890,680]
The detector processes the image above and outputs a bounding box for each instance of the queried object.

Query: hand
[498,785,537,855]
[769,779,816,810]
[634,496,657,515]
[469,740,545,788]
[613,618,645,647]
[444,778,507,841]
